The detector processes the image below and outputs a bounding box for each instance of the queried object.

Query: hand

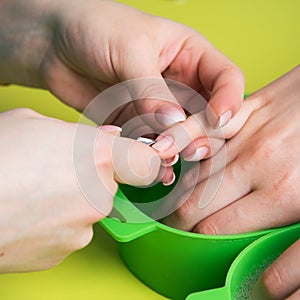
[0,108,162,273]
[162,65,300,299]
[252,238,300,299]
[0,0,244,140]
[162,65,300,232]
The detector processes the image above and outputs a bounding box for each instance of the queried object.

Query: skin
[0,108,162,272]
[0,1,297,297]
[0,0,244,272]
[0,0,244,132]
[161,65,300,299]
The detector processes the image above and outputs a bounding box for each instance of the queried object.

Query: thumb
[118,47,186,133]
[95,128,161,186]
[127,77,187,132]
[111,137,162,186]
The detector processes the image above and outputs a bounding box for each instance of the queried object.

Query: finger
[157,166,176,187]
[194,188,300,235]
[158,144,228,218]
[161,161,252,231]
[153,95,258,160]
[152,110,223,159]
[109,136,161,186]
[166,136,236,202]
[128,79,186,132]
[162,154,179,167]
[252,239,300,300]
[101,101,155,140]
[181,137,225,161]
[221,96,261,138]
[102,101,138,127]
[197,44,245,127]
[119,112,156,139]
[117,43,187,132]
[286,288,300,300]
[74,125,118,217]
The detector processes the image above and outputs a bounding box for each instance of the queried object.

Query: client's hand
[162,65,300,299]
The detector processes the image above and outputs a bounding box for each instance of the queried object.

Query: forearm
[0,0,58,87]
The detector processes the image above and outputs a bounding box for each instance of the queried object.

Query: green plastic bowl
[100,188,275,300]
[187,222,300,300]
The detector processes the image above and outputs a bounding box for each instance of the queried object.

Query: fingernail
[101,125,123,133]
[100,125,122,136]
[163,172,176,186]
[155,105,186,127]
[152,135,174,153]
[185,147,208,161]
[162,154,179,167]
[218,110,232,128]
[251,277,271,300]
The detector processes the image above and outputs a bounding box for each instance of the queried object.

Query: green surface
[0,0,299,299]
[102,189,272,299]
[188,223,300,300]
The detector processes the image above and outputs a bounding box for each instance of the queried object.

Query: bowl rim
[101,188,275,242]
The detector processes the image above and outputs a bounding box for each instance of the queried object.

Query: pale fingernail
[155,105,186,127]
[163,172,176,186]
[185,147,208,161]
[162,154,179,167]
[251,277,271,300]
[101,125,123,133]
[100,125,122,132]
[218,110,232,128]
[152,135,174,153]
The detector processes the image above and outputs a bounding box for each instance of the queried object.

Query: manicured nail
[162,154,179,167]
[218,110,232,128]
[101,125,122,134]
[155,105,186,127]
[251,277,271,300]
[152,135,174,153]
[163,172,176,186]
[185,147,208,161]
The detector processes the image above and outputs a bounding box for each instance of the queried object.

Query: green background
[0,0,299,299]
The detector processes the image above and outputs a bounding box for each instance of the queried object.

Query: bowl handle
[186,287,229,300]
[100,188,157,242]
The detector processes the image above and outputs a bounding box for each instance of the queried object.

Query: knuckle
[172,194,196,228]
[195,221,218,235]
[229,157,248,181]
[180,166,199,192]
[249,134,277,162]
[272,171,298,203]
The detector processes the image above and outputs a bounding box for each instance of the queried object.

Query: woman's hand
[0,0,244,137]
[162,65,300,299]
[162,66,300,233]
[0,108,162,273]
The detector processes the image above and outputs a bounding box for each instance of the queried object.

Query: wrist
[0,0,60,88]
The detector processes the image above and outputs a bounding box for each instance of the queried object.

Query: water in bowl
[233,253,279,300]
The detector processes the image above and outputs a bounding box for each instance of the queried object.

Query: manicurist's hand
[0,0,244,144]
[162,65,300,299]
[0,108,162,273]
